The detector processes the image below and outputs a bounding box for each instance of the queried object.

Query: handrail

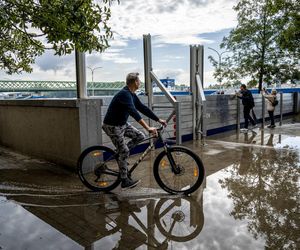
[151,71,181,144]
[150,71,177,105]
[195,73,207,140]
[196,74,206,102]
[150,71,181,144]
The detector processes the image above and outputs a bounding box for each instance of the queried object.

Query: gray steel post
[280,92,283,126]
[190,46,197,140]
[198,46,204,87]
[175,102,182,145]
[198,46,205,142]
[237,98,240,131]
[262,96,265,128]
[143,34,153,108]
[201,101,207,143]
[75,51,87,99]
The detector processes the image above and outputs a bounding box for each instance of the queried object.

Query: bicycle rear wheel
[77,146,121,192]
[153,146,205,194]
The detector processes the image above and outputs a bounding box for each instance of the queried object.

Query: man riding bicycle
[102,72,167,189]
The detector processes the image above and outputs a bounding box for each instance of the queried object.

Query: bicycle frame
[128,127,170,175]
[96,126,178,180]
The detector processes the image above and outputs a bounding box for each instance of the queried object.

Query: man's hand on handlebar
[148,127,158,137]
[158,119,167,127]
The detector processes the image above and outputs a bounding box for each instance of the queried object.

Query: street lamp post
[208,47,229,91]
[87,66,102,96]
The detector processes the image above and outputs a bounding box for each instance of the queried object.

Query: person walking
[102,72,167,189]
[236,84,257,132]
[262,88,277,128]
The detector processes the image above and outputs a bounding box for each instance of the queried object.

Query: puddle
[0,123,299,249]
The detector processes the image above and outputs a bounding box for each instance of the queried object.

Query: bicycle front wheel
[153,146,205,195]
[77,146,121,192]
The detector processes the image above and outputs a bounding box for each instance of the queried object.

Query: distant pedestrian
[236,84,257,132]
[262,88,278,128]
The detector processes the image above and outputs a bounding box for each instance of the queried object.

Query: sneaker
[240,128,248,133]
[252,124,258,129]
[271,125,276,128]
[121,178,140,189]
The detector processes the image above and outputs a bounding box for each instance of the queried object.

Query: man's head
[240,84,247,91]
[271,89,277,95]
[126,72,140,91]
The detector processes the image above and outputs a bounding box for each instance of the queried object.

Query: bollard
[237,98,240,131]
[175,102,182,145]
[262,95,265,128]
[279,92,283,126]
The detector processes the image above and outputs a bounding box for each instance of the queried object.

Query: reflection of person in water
[243,131,257,144]
[238,132,257,175]
[265,133,277,161]
[112,200,147,250]
[266,133,274,147]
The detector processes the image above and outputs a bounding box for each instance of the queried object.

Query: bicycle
[77,125,205,195]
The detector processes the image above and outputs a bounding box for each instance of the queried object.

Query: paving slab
[0,116,299,250]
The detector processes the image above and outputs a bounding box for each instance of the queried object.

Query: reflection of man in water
[112,201,147,250]
[238,133,257,175]
[266,134,274,147]
[265,133,277,161]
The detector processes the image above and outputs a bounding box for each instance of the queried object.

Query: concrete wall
[0,99,102,168]
[0,93,296,168]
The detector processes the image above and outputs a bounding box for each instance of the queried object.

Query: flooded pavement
[0,118,299,250]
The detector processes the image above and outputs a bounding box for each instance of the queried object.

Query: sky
[0,0,238,87]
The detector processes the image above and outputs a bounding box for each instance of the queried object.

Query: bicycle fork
[165,146,181,175]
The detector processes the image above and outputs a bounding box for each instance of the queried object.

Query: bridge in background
[0,80,299,96]
[0,80,127,92]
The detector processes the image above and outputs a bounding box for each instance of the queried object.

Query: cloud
[35,51,74,72]
[109,0,237,45]
[100,52,138,64]
[0,1,237,83]
[154,34,213,46]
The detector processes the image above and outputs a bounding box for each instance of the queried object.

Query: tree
[220,0,300,91]
[0,0,118,74]
[273,0,300,56]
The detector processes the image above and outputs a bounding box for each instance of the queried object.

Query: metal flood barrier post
[237,98,240,131]
[279,92,283,126]
[262,95,266,128]
[75,50,87,99]
[190,45,206,142]
[143,34,182,144]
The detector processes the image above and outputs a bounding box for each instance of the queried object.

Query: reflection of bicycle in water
[96,196,204,249]
[5,192,204,249]
[78,125,205,195]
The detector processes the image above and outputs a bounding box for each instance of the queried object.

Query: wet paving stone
[0,120,299,249]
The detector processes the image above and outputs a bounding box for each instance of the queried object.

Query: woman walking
[262,88,278,128]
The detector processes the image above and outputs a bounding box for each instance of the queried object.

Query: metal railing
[195,74,207,140]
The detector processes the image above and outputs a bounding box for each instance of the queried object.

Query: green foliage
[219,0,300,91]
[0,0,118,74]
[273,0,300,56]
